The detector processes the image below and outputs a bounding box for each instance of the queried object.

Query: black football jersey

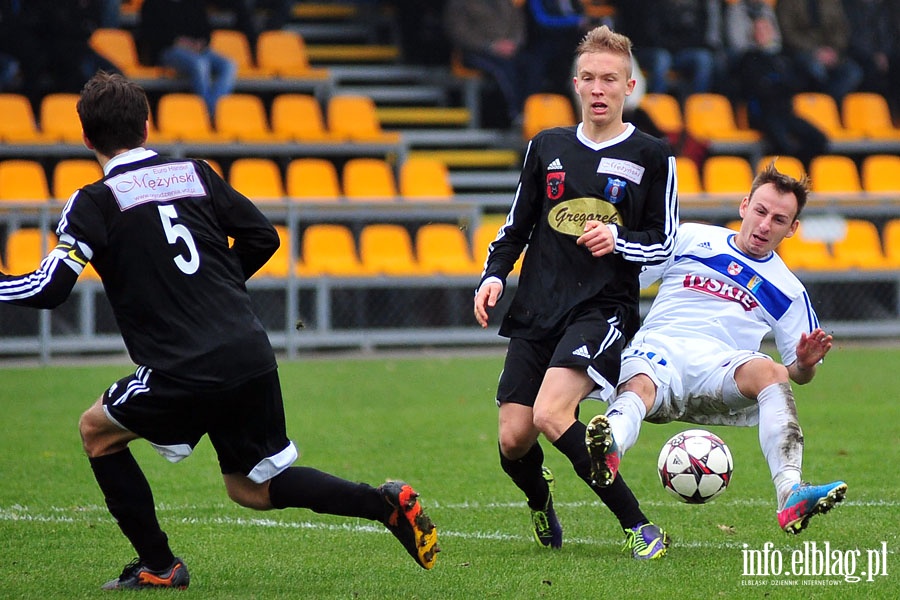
[1,149,279,388]
[480,124,679,339]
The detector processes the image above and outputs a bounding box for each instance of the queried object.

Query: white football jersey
[638,222,818,367]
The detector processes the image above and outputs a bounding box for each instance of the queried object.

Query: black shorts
[103,367,296,483]
[496,310,625,407]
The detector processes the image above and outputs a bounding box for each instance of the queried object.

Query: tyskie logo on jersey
[682,274,759,311]
[547,171,565,200]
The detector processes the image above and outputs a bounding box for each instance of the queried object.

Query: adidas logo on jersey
[548,158,563,170]
[699,241,712,250]
[572,345,591,359]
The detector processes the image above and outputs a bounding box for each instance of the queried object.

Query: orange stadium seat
[156,93,223,142]
[5,228,58,274]
[808,155,862,193]
[52,159,103,199]
[0,160,50,202]
[860,155,900,192]
[830,219,889,270]
[327,95,401,144]
[215,94,288,142]
[210,29,273,78]
[0,94,48,144]
[792,92,864,141]
[883,219,900,268]
[522,93,576,141]
[684,93,761,143]
[841,92,900,140]
[342,158,397,201]
[89,28,172,79]
[40,94,83,144]
[254,225,293,278]
[399,157,453,200]
[228,158,285,200]
[416,223,478,275]
[675,157,702,194]
[286,158,341,201]
[297,224,369,277]
[702,156,754,194]
[255,30,329,80]
[776,224,836,271]
[359,224,421,276]
[271,94,336,142]
[639,93,683,136]
[757,156,806,180]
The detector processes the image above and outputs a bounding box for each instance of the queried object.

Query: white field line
[1,499,894,551]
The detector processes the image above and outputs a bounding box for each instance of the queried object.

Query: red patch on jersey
[546,172,565,200]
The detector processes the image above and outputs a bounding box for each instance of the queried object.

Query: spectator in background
[139,0,237,117]
[522,0,591,98]
[724,0,781,67]
[444,0,528,128]
[739,15,828,167]
[776,0,862,103]
[842,0,900,115]
[614,0,724,98]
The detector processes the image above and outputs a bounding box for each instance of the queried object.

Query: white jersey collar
[104,147,158,176]
[576,122,635,150]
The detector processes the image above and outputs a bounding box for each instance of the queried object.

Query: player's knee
[618,373,657,405]
[498,429,531,460]
[224,475,273,510]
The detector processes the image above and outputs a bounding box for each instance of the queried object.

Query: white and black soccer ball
[657,429,733,504]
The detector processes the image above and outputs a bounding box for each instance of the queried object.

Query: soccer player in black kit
[0,72,438,589]
[474,26,678,559]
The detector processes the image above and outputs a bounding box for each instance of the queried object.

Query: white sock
[757,382,803,508]
[605,391,646,455]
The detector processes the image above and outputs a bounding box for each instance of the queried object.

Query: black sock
[499,442,548,510]
[552,421,647,529]
[89,450,174,571]
[268,467,385,521]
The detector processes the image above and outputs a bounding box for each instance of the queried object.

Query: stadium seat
[861,154,900,193]
[358,224,422,276]
[639,93,683,136]
[473,219,523,274]
[0,94,48,144]
[0,160,50,202]
[342,158,398,201]
[830,219,889,270]
[39,94,83,144]
[674,156,702,195]
[255,30,330,80]
[270,94,335,142]
[215,94,288,142]
[522,93,577,141]
[808,155,862,193]
[776,224,836,271]
[228,158,285,200]
[4,228,58,274]
[156,93,223,142]
[416,223,478,275]
[297,223,369,276]
[702,156,754,194]
[52,159,103,199]
[841,92,900,140]
[254,225,293,278]
[757,156,806,180]
[327,95,402,144]
[286,158,341,201]
[683,93,761,143]
[883,219,900,268]
[89,28,172,79]
[399,157,453,200]
[210,29,273,78]
[792,92,864,141]
[725,220,742,232]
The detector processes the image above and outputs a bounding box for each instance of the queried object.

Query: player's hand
[474,281,502,328]
[576,220,614,257]
[795,327,833,369]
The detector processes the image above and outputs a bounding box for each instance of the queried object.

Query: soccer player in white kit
[585,162,847,534]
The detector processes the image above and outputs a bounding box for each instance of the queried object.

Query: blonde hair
[575,25,634,78]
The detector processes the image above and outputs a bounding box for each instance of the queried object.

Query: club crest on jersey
[727,261,743,276]
[604,177,627,204]
[546,171,566,200]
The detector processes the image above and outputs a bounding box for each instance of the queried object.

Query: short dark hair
[77,71,149,156]
[749,160,811,220]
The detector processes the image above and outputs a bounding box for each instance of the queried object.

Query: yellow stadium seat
[792,92,864,141]
[228,158,285,200]
[0,94,48,144]
[254,225,293,278]
[675,156,702,194]
[5,228,58,274]
[830,219,889,270]
[776,224,836,271]
[808,155,862,193]
[215,94,288,142]
[52,159,103,199]
[883,219,900,268]
[639,93,683,136]
[416,223,479,275]
[255,30,330,80]
[0,160,50,202]
[286,158,341,201]
[297,224,369,276]
[725,220,742,232]
[327,95,402,144]
[399,157,453,200]
[210,29,273,78]
[861,154,900,193]
[522,93,576,141]
[156,93,223,142]
[684,93,761,143]
[342,158,397,201]
[270,94,336,142]
[40,94,83,144]
[841,92,900,140]
[89,28,172,79]
[473,219,523,274]
[359,224,422,276]
[756,155,806,180]
[702,156,754,194]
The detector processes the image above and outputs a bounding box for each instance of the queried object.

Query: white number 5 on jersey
[158,204,199,275]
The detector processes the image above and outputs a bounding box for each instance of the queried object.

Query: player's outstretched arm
[788,328,833,385]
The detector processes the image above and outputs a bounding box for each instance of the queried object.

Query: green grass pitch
[1,345,898,599]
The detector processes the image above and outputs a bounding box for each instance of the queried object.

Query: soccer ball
[657,429,733,504]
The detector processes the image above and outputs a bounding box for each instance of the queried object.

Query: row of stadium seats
[0,221,508,280]
[0,92,399,145]
[0,157,453,202]
[680,154,900,195]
